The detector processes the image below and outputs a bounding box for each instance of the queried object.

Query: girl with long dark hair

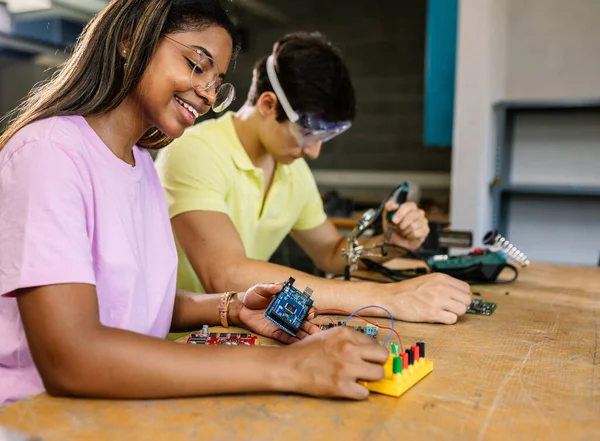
[0,0,387,405]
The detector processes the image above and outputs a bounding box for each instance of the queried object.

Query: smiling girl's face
[128,26,233,139]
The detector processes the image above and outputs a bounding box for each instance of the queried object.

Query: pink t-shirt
[0,116,178,405]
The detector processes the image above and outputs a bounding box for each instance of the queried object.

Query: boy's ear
[257,92,279,118]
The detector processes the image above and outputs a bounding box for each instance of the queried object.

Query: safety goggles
[266,55,352,147]
[166,36,235,113]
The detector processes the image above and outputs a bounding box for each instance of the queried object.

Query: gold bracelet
[218,292,236,328]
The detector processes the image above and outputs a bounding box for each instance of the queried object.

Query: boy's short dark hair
[247,32,356,123]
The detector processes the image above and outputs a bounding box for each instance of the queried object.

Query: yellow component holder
[360,354,433,397]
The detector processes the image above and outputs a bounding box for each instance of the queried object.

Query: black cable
[488,264,519,285]
[358,259,429,282]
[342,256,520,285]
[378,243,432,271]
[343,265,351,281]
[330,273,399,283]
[340,242,431,283]
[336,259,427,283]
[433,263,519,285]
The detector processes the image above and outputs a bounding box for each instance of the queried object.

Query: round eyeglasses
[165,36,236,113]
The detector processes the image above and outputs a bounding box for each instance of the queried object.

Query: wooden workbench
[0,263,599,440]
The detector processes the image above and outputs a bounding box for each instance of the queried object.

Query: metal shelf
[494,99,600,111]
[497,185,600,197]
[491,100,600,267]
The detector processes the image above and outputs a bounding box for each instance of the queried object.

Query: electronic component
[365,324,379,337]
[187,326,258,346]
[319,321,379,338]
[428,230,529,284]
[360,342,433,398]
[264,277,314,336]
[467,299,497,316]
[428,250,509,283]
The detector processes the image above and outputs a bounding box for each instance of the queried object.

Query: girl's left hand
[230,283,320,344]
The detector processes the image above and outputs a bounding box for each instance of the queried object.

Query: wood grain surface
[1,263,598,441]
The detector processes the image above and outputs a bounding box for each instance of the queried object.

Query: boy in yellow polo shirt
[155,32,471,324]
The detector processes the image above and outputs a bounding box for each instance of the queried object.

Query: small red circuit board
[187,331,258,346]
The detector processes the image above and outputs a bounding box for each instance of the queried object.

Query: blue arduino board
[264,277,314,336]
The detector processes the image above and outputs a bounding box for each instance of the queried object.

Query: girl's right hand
[280,326,389,400]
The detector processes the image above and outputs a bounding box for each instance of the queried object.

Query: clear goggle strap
[266,55,299,124]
